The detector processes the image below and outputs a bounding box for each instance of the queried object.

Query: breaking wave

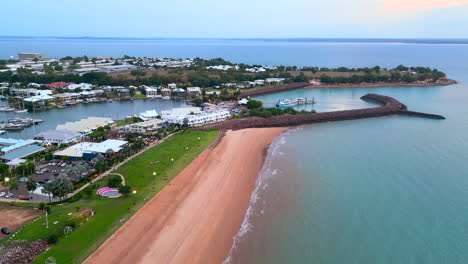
[223,127,300,264]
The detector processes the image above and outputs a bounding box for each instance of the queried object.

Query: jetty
[200,93,444,131]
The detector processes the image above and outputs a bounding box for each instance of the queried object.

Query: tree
[0,163,9,178]
[54,65,63,71]
[107,175,122,188]
[26,180,37,200]
[119,185,132,196]
[247,99,263,109]
[49,176,74,201]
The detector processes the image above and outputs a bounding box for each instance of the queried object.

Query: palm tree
[26,180,37,200]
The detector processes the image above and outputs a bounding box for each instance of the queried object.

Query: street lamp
[152,172,157,176]
[132,190,137,205]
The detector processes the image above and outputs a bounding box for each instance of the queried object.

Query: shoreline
[241,79,456,97]
[85,127,288,264]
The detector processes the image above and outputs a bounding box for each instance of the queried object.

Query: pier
[199,93,445,131]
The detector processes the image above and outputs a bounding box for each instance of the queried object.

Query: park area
[0,129,219,264]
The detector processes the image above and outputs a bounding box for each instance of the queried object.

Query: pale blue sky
[2,0,468,38]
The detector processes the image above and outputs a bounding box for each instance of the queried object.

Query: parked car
[19,177,28,182]
[4,193,13,198]
[0,192,5,197]
[1,227,11,234]
[37,180,46,184]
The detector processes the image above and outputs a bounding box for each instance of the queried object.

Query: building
[161,107,203,116]
[139,110,159,121]
[34,130,82,145]
[145,87,160,98]
[0,138,45,162]
[118,89,131,98]
[56,117,115,135]
[23,94,55,105]
[53,139,128,161]
[168,83,177,89]
[68,83,93,90]
[99,65,139,74]
[201,103,220,112]
[161,88,172,97]
[265,78,286,84]
[119,119,165,134]
[18,53,44,61]
[161,110,230,127]
[187,87,202,97]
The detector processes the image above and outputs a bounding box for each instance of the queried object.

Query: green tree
[118,185,132,196]
[107,175,122,188]
[49,175,74,201]
[247,99,263,109]
[26,180,37,200]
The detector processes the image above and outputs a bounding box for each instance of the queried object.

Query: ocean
[1,37,468,263]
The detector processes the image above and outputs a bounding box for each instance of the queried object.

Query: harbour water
[0,99,186,139]
[1,37,468,263]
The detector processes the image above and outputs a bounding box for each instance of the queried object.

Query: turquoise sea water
[1,37,467,263]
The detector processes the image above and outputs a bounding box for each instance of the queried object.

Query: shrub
[47,233,60,244]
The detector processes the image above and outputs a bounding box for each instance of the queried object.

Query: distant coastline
[2,36,468,45]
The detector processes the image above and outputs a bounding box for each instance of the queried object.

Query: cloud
[379,0,468,12]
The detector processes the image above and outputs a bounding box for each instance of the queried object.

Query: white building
[161,109,230,127]
[139,110,159,121]
[68,83,93,90]
[119,119,165,134]
[56,117,115,135]
[187,87,202,97]
[34,130,82,144]
[265,78,286,84]
[53,139,128,160]
[145,87,160,98]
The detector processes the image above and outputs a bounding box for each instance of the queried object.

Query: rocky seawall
[200,93,444,131]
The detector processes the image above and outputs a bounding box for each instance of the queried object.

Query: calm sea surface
[1,38,468,263]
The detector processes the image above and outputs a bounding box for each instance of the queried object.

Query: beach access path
[85,127,287,264]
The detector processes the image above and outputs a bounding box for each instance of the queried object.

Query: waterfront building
[161,88,172,97]
[23,94,55,105]
[265,78,286,84]
[172,88,186,97]
[56,117,115,135]
[145,87,160,98]
[34,130,82,145]
[18,53,44,61]
[161,107,203,116]
[53,139,128,161]
[139,110,159,121]
[119,119,165,134]
[161,110,230,127]
[168,83,177,89]
[187,87,202,97]
[118,89,131,98]
[0,138,45,162]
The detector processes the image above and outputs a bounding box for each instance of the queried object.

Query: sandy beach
[85,127,287,264]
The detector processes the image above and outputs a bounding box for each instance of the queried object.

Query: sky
[2,0,468,38]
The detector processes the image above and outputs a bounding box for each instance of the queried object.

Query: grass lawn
[7,130,219,264]
[115,118,141,127]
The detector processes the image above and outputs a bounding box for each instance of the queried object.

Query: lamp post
[132,190,137,205]
[152,172,157,176]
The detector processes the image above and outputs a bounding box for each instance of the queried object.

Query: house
[68,83,93,90]
[119,119,165,134]
[187,87,202,97]
[172,88,186,97]
[168,83,177,89]
[161,88,172,97]
[145,87,160,98]
[53,139,128,161]
[23,94,55,105]
[265,78,285,84]
[118,89,131,98]
[34,130,82,145]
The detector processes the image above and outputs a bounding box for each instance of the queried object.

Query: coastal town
[0,53,455,263]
